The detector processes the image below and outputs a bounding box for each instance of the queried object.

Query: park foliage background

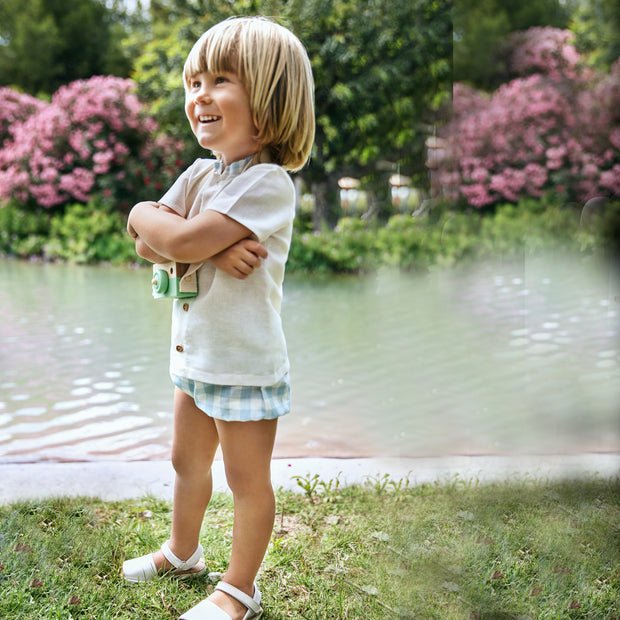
[0,0,618,270]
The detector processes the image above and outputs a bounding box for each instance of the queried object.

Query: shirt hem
[169,364,290,388]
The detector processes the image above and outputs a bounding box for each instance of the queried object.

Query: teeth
[199,115,219,122]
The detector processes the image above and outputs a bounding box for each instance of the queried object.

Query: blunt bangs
[183,17,315,171]
[183,24,240,89]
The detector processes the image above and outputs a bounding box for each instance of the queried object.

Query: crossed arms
[127,201,267,279]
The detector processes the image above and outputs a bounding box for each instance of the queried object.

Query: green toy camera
[152,262,198,299]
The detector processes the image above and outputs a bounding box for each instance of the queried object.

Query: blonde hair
[183,16,315,172]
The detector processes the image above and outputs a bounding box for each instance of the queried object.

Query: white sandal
[179,581,263,620]
[122,540,206,583]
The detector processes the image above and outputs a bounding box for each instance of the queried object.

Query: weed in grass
[0,477,618,618]
[291,473,322,498]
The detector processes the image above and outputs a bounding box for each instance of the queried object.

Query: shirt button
[176,345,184,352]
[183,303,189,311]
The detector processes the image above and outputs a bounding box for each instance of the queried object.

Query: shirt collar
[214,155,253,177]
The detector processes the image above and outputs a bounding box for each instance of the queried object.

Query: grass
[0,474,619,619]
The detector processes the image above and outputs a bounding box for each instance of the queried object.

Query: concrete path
[1,453,618,504]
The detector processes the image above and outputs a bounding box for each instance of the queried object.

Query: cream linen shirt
[159,157,295,386]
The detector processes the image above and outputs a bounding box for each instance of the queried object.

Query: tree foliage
[453,0,575,90]
[0,0,452,223]
[0,0,133,95]
[570,0,620,71]
[5,0,615,224]
[127,0,452,224]
[295,0,451,195]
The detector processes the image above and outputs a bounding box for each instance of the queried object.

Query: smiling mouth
[199,115,220,123]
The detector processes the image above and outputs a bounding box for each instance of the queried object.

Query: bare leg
[207,418,278,619]
[153,388,220,571]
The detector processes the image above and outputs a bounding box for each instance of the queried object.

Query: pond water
[0,254,618,463]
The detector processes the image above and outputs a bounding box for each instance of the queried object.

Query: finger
[244,254,261,269]
[234,260,254,277]
[233,267,248,280]
[244,239,268,259]
[250,260,262,271]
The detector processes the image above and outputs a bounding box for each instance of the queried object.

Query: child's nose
[193,85,211,105]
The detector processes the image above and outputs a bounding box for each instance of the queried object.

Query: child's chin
[197,136,214,149]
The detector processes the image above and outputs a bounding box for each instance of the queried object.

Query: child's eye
[191,80,201,89]
[214,76,228,85]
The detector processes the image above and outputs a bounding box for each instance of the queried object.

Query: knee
[171,447,213,480]
[224,463,273,498]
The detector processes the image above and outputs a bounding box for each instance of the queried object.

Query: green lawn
[1,475,618,619]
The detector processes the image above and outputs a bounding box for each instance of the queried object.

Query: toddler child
[123,16,314,620]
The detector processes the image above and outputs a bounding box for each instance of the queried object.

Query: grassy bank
[1,475,618,619]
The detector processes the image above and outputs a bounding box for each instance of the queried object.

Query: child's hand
[127,201,179,263]
[134,238,169,264]
[127,221,138,240]
[211,238,268,279]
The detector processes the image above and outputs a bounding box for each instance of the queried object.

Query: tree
[453,0,575,90]
[570,0,620,71]
[0,0,133,95]
[129,0,452,226]
[289,0,451,224]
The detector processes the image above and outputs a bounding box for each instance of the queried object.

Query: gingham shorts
[171,373,291,422]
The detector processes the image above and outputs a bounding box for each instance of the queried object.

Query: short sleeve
[207,165,295,242]
[159,159,215,217]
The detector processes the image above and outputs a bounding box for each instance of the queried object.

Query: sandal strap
[160,540,204,571]
[215,582,262,615]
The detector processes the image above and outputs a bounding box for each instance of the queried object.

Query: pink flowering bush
[0,76,184,210]
[0,88,47,147]
[508,27,583,81]
[440,28,620,208]
[575,60,620,197]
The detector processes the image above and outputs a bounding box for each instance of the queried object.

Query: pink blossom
[545,146,567,161]
[461,183,495,207]
[0,88,47,145]
[582,163,599,179]
[40,168,58,183]
[0,76,185,209]
[439,27,620,207]
[508,27,580,81]
[31,184,64,208]
[470,168,489,183]
[523,163,547,193]
[599,166,620,194]
[58,168,95,202]
[113,143,129,157]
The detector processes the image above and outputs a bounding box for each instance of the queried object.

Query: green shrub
[43,203,136,264]
[479,203,586,256]
[430,211,482,266]
[377,214,420,266]
[0,201,51,256]
[288,199,611,273]
[1,197,614,271]
[288,218,378,273]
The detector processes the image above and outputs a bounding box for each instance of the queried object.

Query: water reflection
[0,254,618,463]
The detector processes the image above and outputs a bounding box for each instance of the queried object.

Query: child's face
[185,71,258,164]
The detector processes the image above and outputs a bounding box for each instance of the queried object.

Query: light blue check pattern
[172,374,291,422]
